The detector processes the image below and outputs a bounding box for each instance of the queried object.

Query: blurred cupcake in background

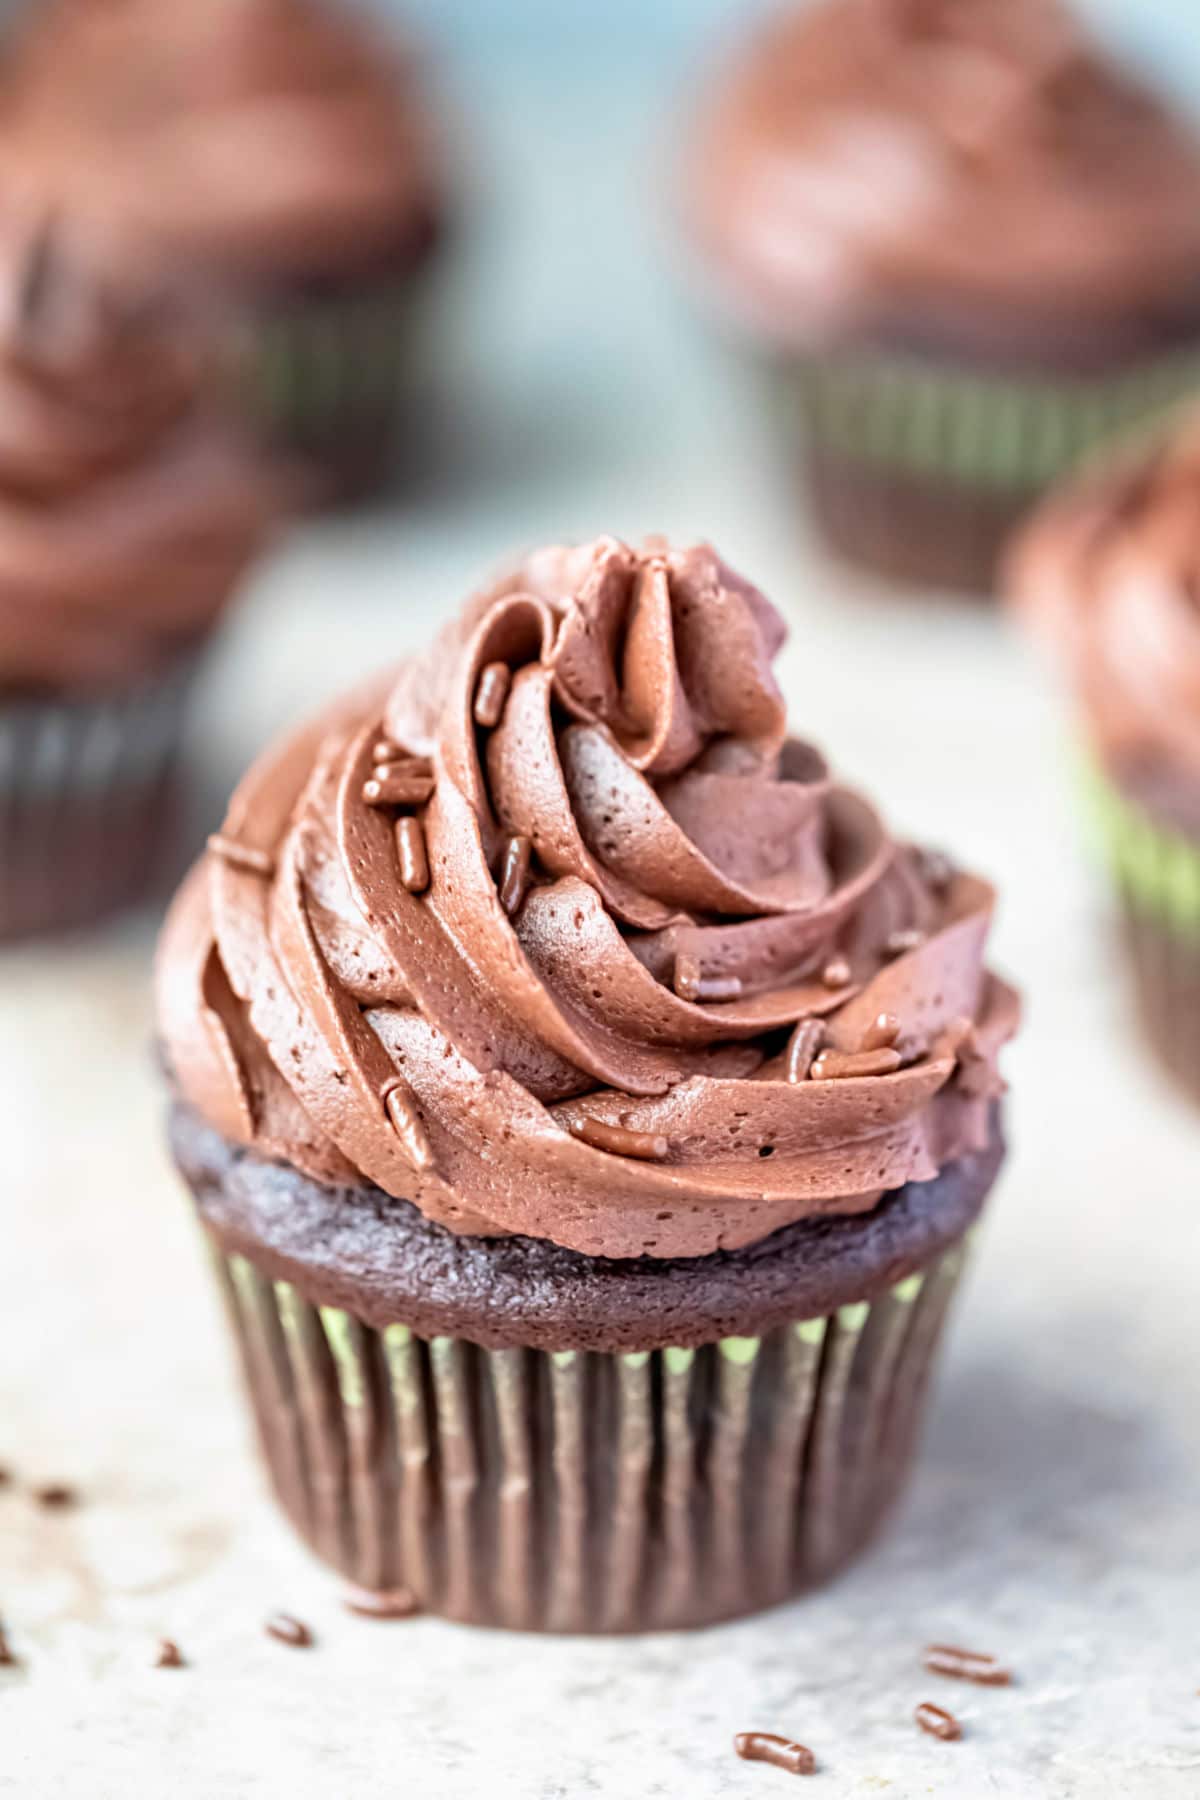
[683,0,1200,595]
[0,212,282,940]
[1010,416,1200,1104]
[3,0,446,504]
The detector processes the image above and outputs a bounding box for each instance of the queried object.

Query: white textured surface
[4,69,1200,1800]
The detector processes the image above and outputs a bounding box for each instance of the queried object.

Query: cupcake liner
[248,277,431,471]
[802,452,1026,593]
[0,658,198,939]
[787,344,1200,494]
[212,1231,972,1633]
[1086,765,1200,1100]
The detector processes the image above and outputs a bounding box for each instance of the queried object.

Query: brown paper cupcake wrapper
[786,346,1200,494]
[1087,765,1200,1102]
[781,348,1200,590]
[250,279,432,460]
[0,659,198,939]
[800,453,1026,592]
[212,1231,973,1633]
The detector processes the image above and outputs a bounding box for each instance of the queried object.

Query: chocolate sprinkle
[860,1011,900,1052]
[265,1614,313,1649]
[674,953,703,1000]
[395,816,430,894]
[886,928,926,957]
[821,957,851,988]
[569,1116,670,1162]
[698,974,745,1002]
[811,1047,903,1081]
[207,834,275,879]
[674,953,744,1003]
[0,1623,18,1668]
[785,1019,824,1084]
[371,737,400,766]
[734,1732,816,1776]
[362,765,436,809]
[0,1466,11,1488]
[34,1483,77,1510]
[343,1586,421,1620]
[381,1076,435,1173]
[498,835,533,915]
[473,661,512,729]
[915,1702,962,1741]
[923,1644,1012,1686]
[155,1639,185,1669]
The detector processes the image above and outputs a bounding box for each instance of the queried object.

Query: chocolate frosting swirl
[0,218,281,694]
[159,538,1017,1259]
[686,0,1200,350]
[3,0,441,286]
[1010,416,1200,818]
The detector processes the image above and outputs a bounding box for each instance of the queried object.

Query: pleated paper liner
[213,1233,972,1634]
[782,345,1200,591]
[247,275,435,498]
[1087,765,1200,1104]
[0,658,198,940]
[801,455,1030,593]
[789,345,1200,492]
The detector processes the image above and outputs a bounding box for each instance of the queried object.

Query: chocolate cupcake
[1010,418,1200,1103]
[4,0,444,502]
[157,537,1017,1630]
[0,218,280,939]
[684,0,1200,594]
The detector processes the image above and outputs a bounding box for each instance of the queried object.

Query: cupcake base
[1088,767,1200,1105]
[247,261,439,507]
[172,1099,1003,1632]
[805,452,1024,594]
[1121,909,1200,1105]
[785,339,1200,594]
[0,662,198,941]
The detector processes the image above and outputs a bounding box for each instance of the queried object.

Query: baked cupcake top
[685,0,1200,355]
[159,538,1017,1260]
[0,217,281,695]
[2,0,441,288]
[1010,416,1200,828]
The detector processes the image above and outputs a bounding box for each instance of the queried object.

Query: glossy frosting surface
[3,0,441,286]
[159,538,1016,1258]
[1011,415,1200,816]
[686,0,1200,350]
[0,219,280,694]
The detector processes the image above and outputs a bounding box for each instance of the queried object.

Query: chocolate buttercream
[0,219,281,694]
[3,0,441,288]
[686,0,1200,353]
[158,538,1017,1259]
[1010,416,1200,827]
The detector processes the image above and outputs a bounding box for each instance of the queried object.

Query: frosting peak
[159,538,1016,1259]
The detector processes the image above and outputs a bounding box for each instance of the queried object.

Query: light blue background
[377,1,1200,101]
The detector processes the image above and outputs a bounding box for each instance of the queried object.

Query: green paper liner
[0,658,198,940]
[1086,766,1200,1102]
[212,1234,972,1633]
[248,278,431,475]
[787,345,1200,494]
